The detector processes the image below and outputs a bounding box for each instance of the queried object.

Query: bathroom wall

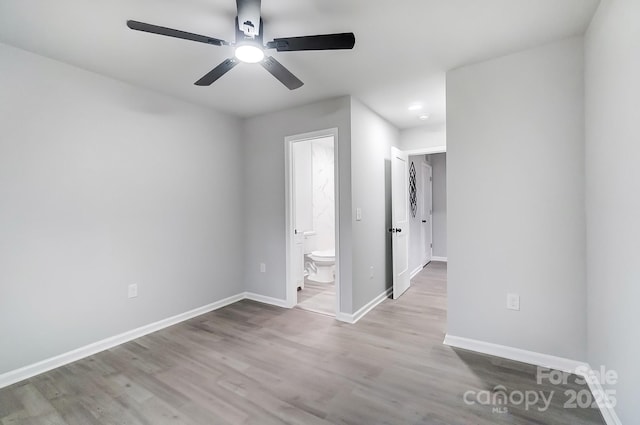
[293,141,313,233]
[312,137,335,251]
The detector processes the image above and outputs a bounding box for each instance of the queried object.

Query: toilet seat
[311,249,335,259]
[308,249,335,283]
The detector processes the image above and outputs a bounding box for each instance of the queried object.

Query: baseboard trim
[431,256,447,262]
[582,367,623,425]
[336,287,392,324]
[0,293,245,389]
[443,334,622,425]
[443,334,587,373]
[410,265,423,280]
[243,292,289,308]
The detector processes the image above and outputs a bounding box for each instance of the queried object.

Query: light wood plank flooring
[0,262,605,424]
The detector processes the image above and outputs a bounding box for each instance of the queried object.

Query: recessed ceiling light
[408,103,423,111]
[419,114,430,121]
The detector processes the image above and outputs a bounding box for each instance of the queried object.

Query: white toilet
[303,232,335,283]
[308,249,336,283]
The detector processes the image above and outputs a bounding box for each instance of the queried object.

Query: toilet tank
[303,231,317,254]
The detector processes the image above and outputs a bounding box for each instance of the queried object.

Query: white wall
[350,99,400,311]
[400,124,446,152]
[431,153,447,258]
[242,97,353,312]
[585,0,640,422]
[0,42,244,375]
[312,137,335,251]
[447,37,586,360]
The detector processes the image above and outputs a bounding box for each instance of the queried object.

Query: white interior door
[294,230,305,290]
[391,147,410,299]
[422,163,433,265]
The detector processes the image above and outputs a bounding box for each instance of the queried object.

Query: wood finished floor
[0,262,605,425]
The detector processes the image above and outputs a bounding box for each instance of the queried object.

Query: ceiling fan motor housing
[236,0,262,37]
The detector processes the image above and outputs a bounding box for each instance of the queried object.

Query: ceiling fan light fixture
[235,44,265,63]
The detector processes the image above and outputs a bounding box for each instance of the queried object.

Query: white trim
[403,146,446,156]
[443,334,622,425]
[431,256,448,262]
[0,293,245,389]
[285,129,341,315]
[244,292,289,308]
[336,288,392,324]
[582,366,623,425]
[410,265,424,280]
[443,334,587,374]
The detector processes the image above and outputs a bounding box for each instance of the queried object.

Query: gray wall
[585,0,640,422]
[0,42,244,375]
[447,37,586,360]
[242,97,354,313]
[430,154,447,258]
[242,97,399,315]
[350,99,399,312]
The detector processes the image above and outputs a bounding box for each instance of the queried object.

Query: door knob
[388,228,402,233]
[422,220,427,223]
[396,228,402,233]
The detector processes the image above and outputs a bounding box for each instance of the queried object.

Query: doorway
[285,129,340,317]
[392,148,446,299]
[421,162,433,266]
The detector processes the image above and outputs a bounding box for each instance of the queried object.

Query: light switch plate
[128,284,138,299]
[507,293,520,311]
[356,208,362,221]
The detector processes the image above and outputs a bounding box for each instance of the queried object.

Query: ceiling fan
[127,0,356,90]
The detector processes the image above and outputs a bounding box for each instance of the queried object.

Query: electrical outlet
[370,266,374,279]
[507,293,520,311]
[356,208,362,221]
[260,263,266,273]
[128,283,138,299]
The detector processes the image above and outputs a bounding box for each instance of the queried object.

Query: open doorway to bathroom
[285,129,339,317]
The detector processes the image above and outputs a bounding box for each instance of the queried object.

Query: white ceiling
[0,0,599,129]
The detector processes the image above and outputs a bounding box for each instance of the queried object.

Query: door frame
[421,161,433,266]
[284,128,340,316]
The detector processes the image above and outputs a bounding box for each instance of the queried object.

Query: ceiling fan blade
[261,56,304,90]
[266,33,355,52]
[194,59,239,86]
[127,20,228,46]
